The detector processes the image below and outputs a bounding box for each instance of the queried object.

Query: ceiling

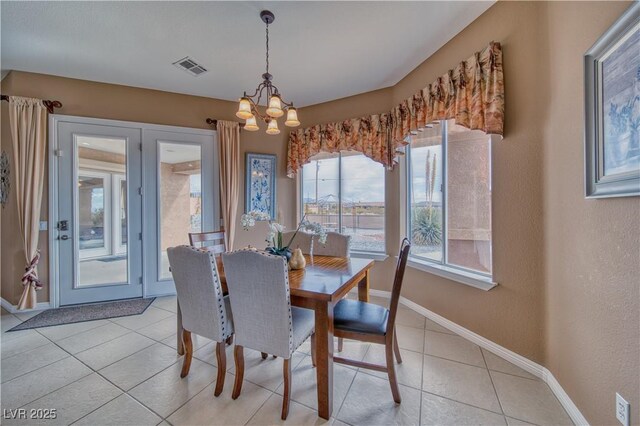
[1,1,493,107]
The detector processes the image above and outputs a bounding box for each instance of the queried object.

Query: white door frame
[49,114,219,308]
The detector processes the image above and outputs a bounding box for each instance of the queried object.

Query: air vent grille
[173,56,208,76]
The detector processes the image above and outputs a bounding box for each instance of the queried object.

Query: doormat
[7,298,156,331]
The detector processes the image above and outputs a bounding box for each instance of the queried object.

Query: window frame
[405,120,497,289]
[298,151,387,256]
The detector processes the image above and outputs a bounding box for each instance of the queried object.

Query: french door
[142,129,216,296]
[52,116,218,306]
[56,122,143,305]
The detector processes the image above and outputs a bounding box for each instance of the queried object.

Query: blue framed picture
[245,153,276,219]
[585,3,640,198]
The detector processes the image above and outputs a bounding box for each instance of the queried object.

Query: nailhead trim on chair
[184,245,230,339]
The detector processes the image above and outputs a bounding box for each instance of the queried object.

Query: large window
[301,151,385,253]
[407,120,492,276]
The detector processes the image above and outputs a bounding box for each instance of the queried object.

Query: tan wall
[540,2,640,424]
[299,2,638,424]
[0,70,295,305]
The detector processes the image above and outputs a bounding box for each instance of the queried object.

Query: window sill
[407,258,497,291]
[351,251,388,261]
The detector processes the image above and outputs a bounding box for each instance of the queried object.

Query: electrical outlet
[616,393,630,426]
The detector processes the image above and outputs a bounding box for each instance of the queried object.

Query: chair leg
[338,337,344,352]
[393,328,403,364]
[385,338,402,403]
[261,352,268,360]
[281,358,292,420]
[310,333,316,367]
[232,345,244,400]
[180,330,193,378]
[214,341,226,397]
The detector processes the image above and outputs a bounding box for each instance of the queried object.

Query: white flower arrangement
[241,210,327,251]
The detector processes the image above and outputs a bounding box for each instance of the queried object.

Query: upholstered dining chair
[222,250,316,420]
[332,238,411,403]
[167,245,234,397]
[189,229,226,256]
[312,232,350,257]
[310,232,351,351]
[281,230,313,254]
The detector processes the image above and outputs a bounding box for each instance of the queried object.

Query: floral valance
[287,42,504,177]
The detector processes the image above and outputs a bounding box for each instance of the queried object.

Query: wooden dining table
[175,254,374,420]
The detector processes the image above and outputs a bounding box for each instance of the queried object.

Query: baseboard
[0,297,51,314]
[368,289,589,426]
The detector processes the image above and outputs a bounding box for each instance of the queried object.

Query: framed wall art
[245,152,276,219]
[585,2,640,198]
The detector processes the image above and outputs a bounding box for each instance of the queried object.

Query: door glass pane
[408,124,444,262]
[340,151,385,252]
[302,153,340,231]
[76,136,128,286]
[446,121,492,274]
[159,142,202,280]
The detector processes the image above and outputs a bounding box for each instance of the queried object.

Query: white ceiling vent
[173,56,208,76]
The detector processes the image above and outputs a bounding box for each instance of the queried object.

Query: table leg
[177,301,184,356]
[315,301,334,420]
[358,270,370,302]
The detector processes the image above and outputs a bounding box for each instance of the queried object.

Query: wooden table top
[215,254,374,302]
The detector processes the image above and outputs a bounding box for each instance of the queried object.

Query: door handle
[59,235,69,240]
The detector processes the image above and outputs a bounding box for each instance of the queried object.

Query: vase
[266,246,292,261]
[289,248,306,270]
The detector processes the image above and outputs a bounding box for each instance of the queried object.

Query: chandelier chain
[265,22,269,76]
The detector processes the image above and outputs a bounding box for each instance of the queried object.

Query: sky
[301,154,385,203]
[301,149,443,204]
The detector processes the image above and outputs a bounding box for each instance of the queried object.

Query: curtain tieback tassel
[22,251,42,290]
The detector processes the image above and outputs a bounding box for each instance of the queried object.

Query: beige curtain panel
[287,42,504,177]
[217,120,241,250]
[9,96,48,310]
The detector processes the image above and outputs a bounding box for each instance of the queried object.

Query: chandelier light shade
[266,95,284,117]
[244,114,260,131]
[285,107,300,127]
[236,10,300,135]
[236,97,253,120]
[266,119,281,135]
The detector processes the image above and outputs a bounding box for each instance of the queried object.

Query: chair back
[385,238,411,334]
[282,231,313,254]
[189,230,226,255]
[312,232,351,257]
[222,250,294,358]
[167,245,231,341]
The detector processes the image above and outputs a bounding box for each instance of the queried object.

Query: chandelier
[235,10,300,135]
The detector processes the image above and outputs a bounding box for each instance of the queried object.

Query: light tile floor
[0,297,573,425]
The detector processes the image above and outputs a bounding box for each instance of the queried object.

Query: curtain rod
[206,118,244,131]
[0,94,63,114]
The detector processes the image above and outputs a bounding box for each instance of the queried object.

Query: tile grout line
[3,312,180,422]
[243,390,275,425]
[333,343,367,423]
[53,323,136,355]
[481,347,507,417]
[0,346,72,385]
[7,329,117,412]
[155,364,224,423]
[74,331,158,371]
